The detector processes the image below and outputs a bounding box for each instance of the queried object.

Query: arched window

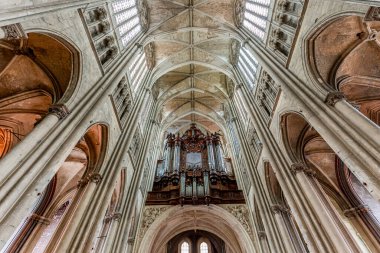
[181,241,190,253]
[200,242,208,253]
[242,0,271,40]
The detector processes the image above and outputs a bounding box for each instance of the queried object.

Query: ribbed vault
[145,0,240,135]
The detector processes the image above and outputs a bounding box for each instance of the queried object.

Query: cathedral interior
[1,0,380,252]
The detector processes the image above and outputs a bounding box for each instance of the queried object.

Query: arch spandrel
[137,205,256,253]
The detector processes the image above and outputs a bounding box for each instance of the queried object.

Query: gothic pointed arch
[280,112,380,250]
[5,123,108,253]
[306,10,380,125]
[0,29,81,159]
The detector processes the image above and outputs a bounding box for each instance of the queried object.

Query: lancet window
[111,0,142,46]
[237,47,259,90]
[200,242,208,253]
[243,0,271,40]
[181,242,190,253]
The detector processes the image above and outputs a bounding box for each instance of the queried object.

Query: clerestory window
[242,0,271,40]
[111,0,142,46]
[237,47,259,89]
[128,51,148,94]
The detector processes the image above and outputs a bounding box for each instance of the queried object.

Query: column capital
[290,162,316,177]
[77,172,102,188]
[325,91,345,106]
[270,204,291,215]
[49,104,70,120]
[29,213,51,225]
[257,230,267,239]
[104,212,122,223]
[344,204,370,218]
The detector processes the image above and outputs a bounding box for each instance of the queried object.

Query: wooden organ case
[146,124,245,206]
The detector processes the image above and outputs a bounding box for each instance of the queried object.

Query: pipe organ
[147,124,244,206]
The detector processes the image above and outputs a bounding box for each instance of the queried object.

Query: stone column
[290,162,361,253]
[270,204,298,253]
[242,31,380,200]
[234,85,360,252]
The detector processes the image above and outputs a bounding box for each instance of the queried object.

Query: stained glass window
[242,0,271,40]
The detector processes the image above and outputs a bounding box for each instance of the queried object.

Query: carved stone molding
[325,91,345,106]
[270,204,291,215]
[49,104,70,120]
[344,205,370,218]
[257,230,267,239]
[144,42,155,70]
[222,205,253,237]
[139,206,168,237]
[0,23,25,40]
[139,0,150,31]
[234,0,246,27]
[29,213,51,225]
[290,162,316,177]
[365,7,380,21]
[229,39,241,66]
[77,172,102,188]
[104,212,122,223]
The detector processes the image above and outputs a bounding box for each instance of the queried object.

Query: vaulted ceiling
[145,0,240,135]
